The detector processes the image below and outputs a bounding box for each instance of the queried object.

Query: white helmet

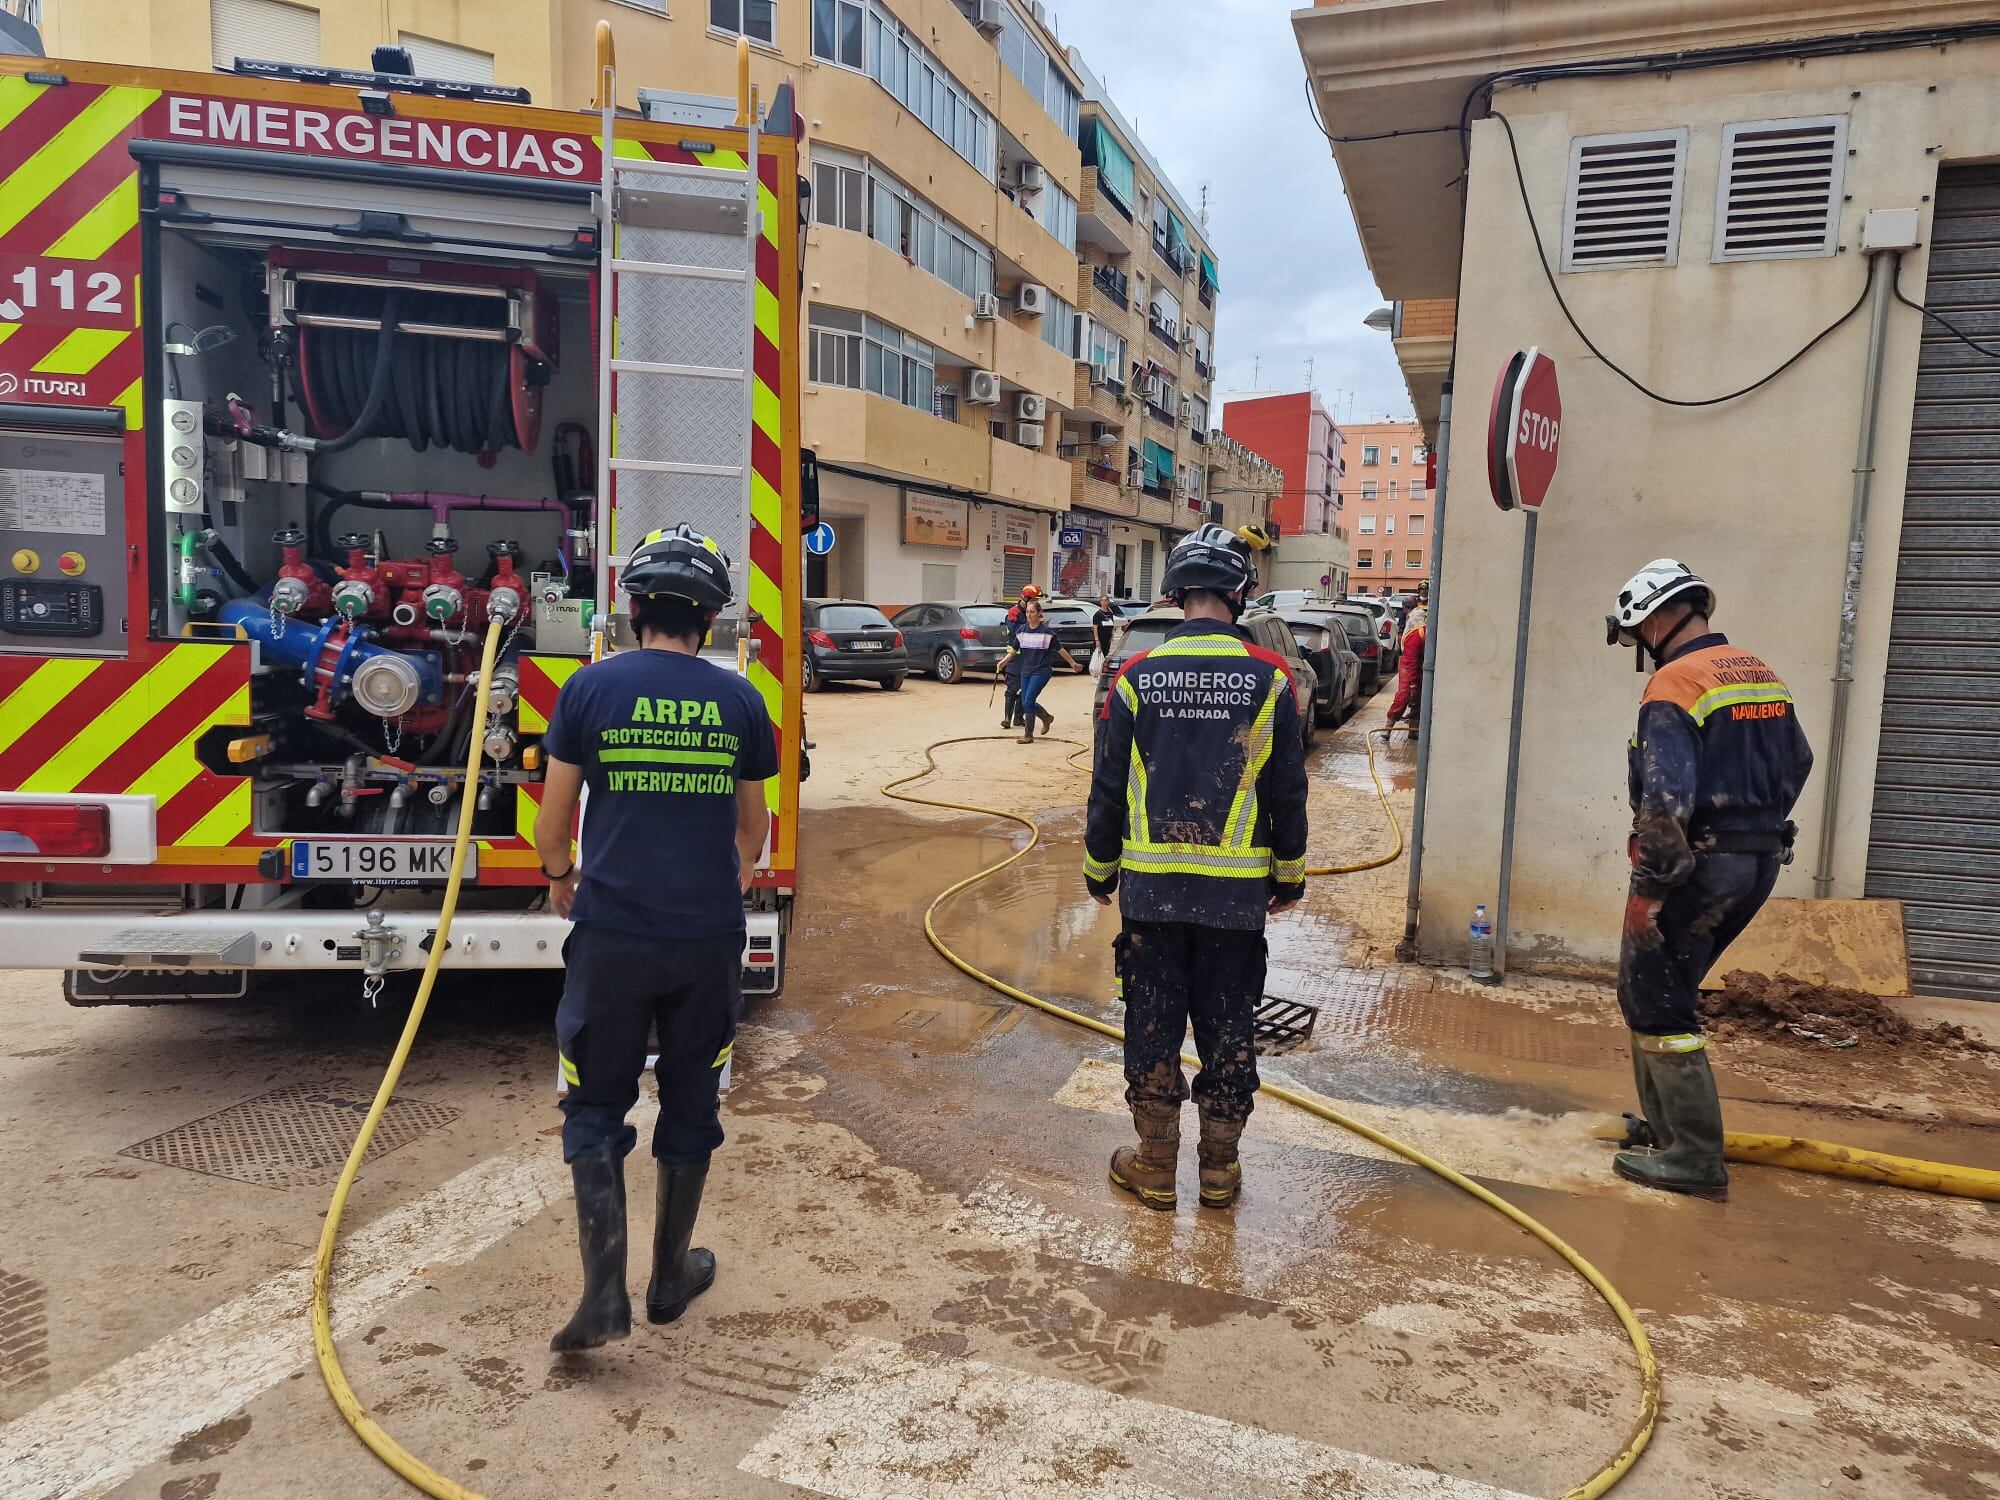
[1607,559,1713,645]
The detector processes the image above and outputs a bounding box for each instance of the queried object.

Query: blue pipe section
[219,600,444,708]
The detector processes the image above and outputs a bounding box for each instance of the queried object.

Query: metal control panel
[0,424,125,656]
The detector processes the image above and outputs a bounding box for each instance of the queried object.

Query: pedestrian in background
[1001,583,1043,730]
[1091,594,1118,675]
[998,599,1080,743]
[1386,605,1426,733]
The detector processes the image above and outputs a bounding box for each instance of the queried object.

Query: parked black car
[1320,606,1384,694]
[1037,598,1101,670]
[803,599,909,690]
[1278,609,1361,726]
[890,602,1014,682]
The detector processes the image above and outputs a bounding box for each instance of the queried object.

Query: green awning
[1092,122,1136,216]
[1200,251,1219,290]
[1143,439,1176,486]
[1168,212,1191,254]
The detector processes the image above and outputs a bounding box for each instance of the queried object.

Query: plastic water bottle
[1468,903,1495,980]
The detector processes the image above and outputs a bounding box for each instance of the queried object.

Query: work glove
[1629,814,1695,898]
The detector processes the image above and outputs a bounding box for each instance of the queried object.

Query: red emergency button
[58,551,86,577]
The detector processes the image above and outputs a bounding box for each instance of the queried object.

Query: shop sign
[904,492,969,549]
[1003,516,1036,554]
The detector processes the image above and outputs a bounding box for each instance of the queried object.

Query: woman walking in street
[998,600,1080,744]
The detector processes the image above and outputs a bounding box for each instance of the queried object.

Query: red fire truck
[0,36,806,1002]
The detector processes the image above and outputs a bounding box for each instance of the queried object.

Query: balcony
[990,433,1073,514]
[1073,367,1128,427]
[804,386,990,494]
[1069,458,1138,518]
[1078,168,1136,255]
[1198,277,1216,310]
[1146,314,1179,351]
[1092,263,1131,310]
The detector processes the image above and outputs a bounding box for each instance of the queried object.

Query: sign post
[1486,348,1561,983]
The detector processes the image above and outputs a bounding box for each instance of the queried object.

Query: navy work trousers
[1117,919,1265,1124]
[556,922,740,1165]
[1617,852,1781,1035]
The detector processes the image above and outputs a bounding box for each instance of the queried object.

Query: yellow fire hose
[882,728,1660,1500]
[1722,1132,2000,1200]
[311,617,502,1500]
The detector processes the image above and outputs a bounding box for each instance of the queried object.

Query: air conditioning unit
[973,0,1006,35]
[974,292,1002,321]
[1016,282,1049,316]
[1016,161,1046,192]
[1016,422,1046,447]
[1125,465,1144,488]
[1178,397,1195,422]
[1016,392,1047,422]
[965,369,1003,405]
[1143,375,1166,405]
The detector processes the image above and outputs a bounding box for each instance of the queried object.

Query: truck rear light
[892,632,904,649]
[808,629,835,649]
[0,802,110,857]
[959,626,979,640]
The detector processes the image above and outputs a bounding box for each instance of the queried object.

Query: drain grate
[119,1080,462,1189]
[0,1269,49,1391]
[1254,996,1320,1054]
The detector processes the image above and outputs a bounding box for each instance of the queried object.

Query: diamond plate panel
[613,370,747,469]
[615,260,747,371]
[615,469,751,597]
[118,1080,462,1189]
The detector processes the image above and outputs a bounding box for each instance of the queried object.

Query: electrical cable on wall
[1491,110,1873,408]
[1894,265,2000,357]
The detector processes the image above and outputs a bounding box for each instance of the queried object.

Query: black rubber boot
[1614,1047,1728,1199]
[1035,705,1055,734]
[646,1162,717,1324]
[1621,1037,1669,1150]
[550,1147,631,1351]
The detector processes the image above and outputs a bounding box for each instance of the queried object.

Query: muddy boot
[1109,1102,1179,1211]
[1620,1038,1667,1150]
[1196,1112,1243,1209]
[1613,1046,1728,1200]
[645,1162,717,1324]
[1035,705,1055,735]
[550,1147,631,1351]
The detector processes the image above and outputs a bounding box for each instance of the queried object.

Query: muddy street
[1,670,1996,1500]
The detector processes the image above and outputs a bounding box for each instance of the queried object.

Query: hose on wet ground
[882,725,1660,1500]
[311,617,501,1500]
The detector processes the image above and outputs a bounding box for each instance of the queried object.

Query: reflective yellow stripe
[0,659,99,758]
[753,375,781,446]
[1115,674,1138,712]
[560,1051,581,1085]
[34,326,130,375]
[520,657,584,734]
[20,645,217,792]
[1687,683,1792,726]
[1125,737,1149,844]
[1082,851,1119,882]
[1637,1032,1708,1054]
[112,375,143,431]
[755,283,782,355]
[0,75,42,134]
[0,85,159,241]
[1223,675,1280,848]
[125,685,247,805]
[179,778,251,847]
[712,1042,733,1069]
[1273,855,1306,883]
[46,171,139,259]
[1122,841,1273,879]
[1145,636,1250,659]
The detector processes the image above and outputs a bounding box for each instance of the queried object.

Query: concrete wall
[817,469,1048,611]
[1418,46,1991,968]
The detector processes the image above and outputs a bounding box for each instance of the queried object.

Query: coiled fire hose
[311,616,501,1500]
[883,727,1661,1500]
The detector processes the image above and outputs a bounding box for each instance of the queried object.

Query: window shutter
[397,32,497,85]
[1713,116,1847,262]
[210,0,321,70]
[1560,129,1689,272]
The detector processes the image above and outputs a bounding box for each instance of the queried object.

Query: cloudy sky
[1050,0,1412,423]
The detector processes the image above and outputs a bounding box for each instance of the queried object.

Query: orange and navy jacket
[1085,622,1310,929]
[1629,633,1813,843]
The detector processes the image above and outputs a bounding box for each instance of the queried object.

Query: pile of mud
[1702,971,1996,1054]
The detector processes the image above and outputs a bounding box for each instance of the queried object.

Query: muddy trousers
[556,923,740,1166]
[1116,920,1265,1125]
[1617,852,1782,1036]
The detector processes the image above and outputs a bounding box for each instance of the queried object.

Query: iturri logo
[0,372,86,398]
[0,372,17,397]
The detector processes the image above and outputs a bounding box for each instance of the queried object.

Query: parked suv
[803,599,909,690]
[1095,606,1321,748]
[1322,605,1385,694]
[1343,595,1403,671]
[1279,609,1361,726]
[891,602,1013,682]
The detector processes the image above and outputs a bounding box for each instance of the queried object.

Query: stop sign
[1487,347,1561,511]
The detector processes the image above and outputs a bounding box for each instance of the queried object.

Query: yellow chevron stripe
[19,646,220,793]
[519,656,583,734]
[0,323,21,348]
[750,466,782,536]
[0,659,99,758]
[180,778,252,848]
[125,684,248,806]
[35,326,130,376]
[748,655,783,731]
[46,171,139,259]
[749,565,783,645]
[0,75,40,133]
[754,280,780,349]
[0,85,159,241]
[759,180,780,247]
[516,786,540,844]
[753,377,780,446]
[112,376,142,430]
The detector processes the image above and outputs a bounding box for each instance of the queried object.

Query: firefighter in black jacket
[1608,559,1813,1199]
[1084,525,1310,1212]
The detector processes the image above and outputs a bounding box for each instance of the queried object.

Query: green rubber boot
[1613,1044,1728,1200]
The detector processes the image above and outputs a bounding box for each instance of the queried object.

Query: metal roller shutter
[1865,164,2000,1000]
[210,0,322,70]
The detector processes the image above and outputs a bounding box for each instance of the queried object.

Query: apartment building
[41,0,1224,608]
[1061,54,1224,602]
[1219,390,1350,598]
[1341,419,1430,596]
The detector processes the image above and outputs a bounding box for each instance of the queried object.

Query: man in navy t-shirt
[534,525,777,1352]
